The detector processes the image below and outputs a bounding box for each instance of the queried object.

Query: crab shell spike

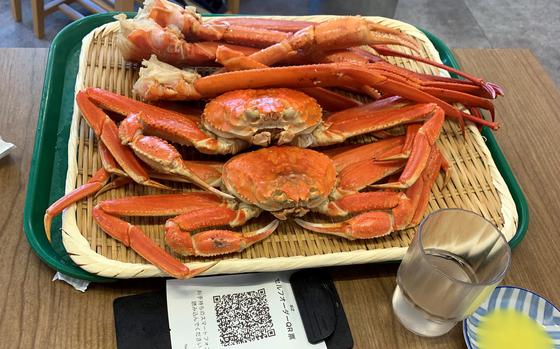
[222,146,337,216]
[202,89,323,147]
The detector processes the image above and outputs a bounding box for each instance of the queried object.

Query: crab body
[223,146,336,218]
[202,88,322,147]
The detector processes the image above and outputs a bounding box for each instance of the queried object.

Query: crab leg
[316,50,494,98]
[44,137,226,241]
[93,198,223,279]
[99,139,223,190]
[154,161,223,187]
[209,17,314,33]
[322,126,423,194]
[296,147,446,239]
[324,135,406,171]
[83,88,238,197]
[44,168,110,241]
[85,87,247,155]
[336,159,406,193]
[373,106,444,189]
[216,44,494,114]
[297,87,361,112]
[246,17,417,66]
[76,91,169,190]
[144,0,291,47]
[372,46,504,99]
[335,67,495,130]
[366,63,496,117]
[385,124,423,160]
[98,141,127,177]
[97,193,229,215]
[215,45,361,111]
[196,64,498,129]
[43,140,140,241]
[134,60,498,129]
[92,193,272,276]
[332,123,422,164]
[117,132,233,199]
[157,12,501,99]
[318,191,404,217]
[165,210,277,257]
[116,14,258,66]
[142,0,416,52]
[410,150,448,225]
[205,17,502,97]
[308,101,438,147]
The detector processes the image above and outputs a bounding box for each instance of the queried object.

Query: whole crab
[89,141,448,278]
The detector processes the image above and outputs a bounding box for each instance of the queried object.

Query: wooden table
[1,48,559,348]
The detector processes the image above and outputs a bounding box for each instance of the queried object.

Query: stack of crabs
[44,0,503,278]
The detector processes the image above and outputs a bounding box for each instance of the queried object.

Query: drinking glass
[392,208,511,337]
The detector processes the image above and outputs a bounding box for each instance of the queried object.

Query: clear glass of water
[392,208,511,337]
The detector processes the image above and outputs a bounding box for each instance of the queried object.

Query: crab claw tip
[254,220,280,236]
[294,218,350,238]
[44,213,53,242]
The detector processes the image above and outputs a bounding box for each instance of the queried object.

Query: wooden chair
[10,0,22,22]
[31,0,135,39]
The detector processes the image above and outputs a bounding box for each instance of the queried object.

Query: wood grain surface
[1,48,559,349]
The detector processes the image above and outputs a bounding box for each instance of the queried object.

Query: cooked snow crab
[75,138,448,278]
[44,85,445,235]
[115,0,503,117]
[116,0,418,66]
[44,85,449,278]
[42,4,504,279]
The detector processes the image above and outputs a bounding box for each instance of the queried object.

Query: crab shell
[222,146,337,219]
[202,89,323,147]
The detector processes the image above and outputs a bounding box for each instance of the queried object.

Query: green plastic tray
[23,13,529,282]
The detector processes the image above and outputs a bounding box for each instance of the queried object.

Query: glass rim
[417,208,512,287]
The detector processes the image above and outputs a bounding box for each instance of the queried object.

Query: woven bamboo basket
[60,15,518,278]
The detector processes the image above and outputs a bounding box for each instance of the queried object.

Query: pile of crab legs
[44,0,503,278]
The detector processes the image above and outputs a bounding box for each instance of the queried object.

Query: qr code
[213,288,276,346]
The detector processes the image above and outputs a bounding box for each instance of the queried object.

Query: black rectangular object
[290,269,354,349]
[113,291,171,349]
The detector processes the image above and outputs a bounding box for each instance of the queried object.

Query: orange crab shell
[222,146,337,217]
[202,89,323,146]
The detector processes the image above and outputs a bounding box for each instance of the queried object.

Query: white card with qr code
[166,272,327,349]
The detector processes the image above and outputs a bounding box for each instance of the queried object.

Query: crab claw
[165,220,279,256]
[93,204,217,278]
[485,82,505,98]
[372,106,445,189]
